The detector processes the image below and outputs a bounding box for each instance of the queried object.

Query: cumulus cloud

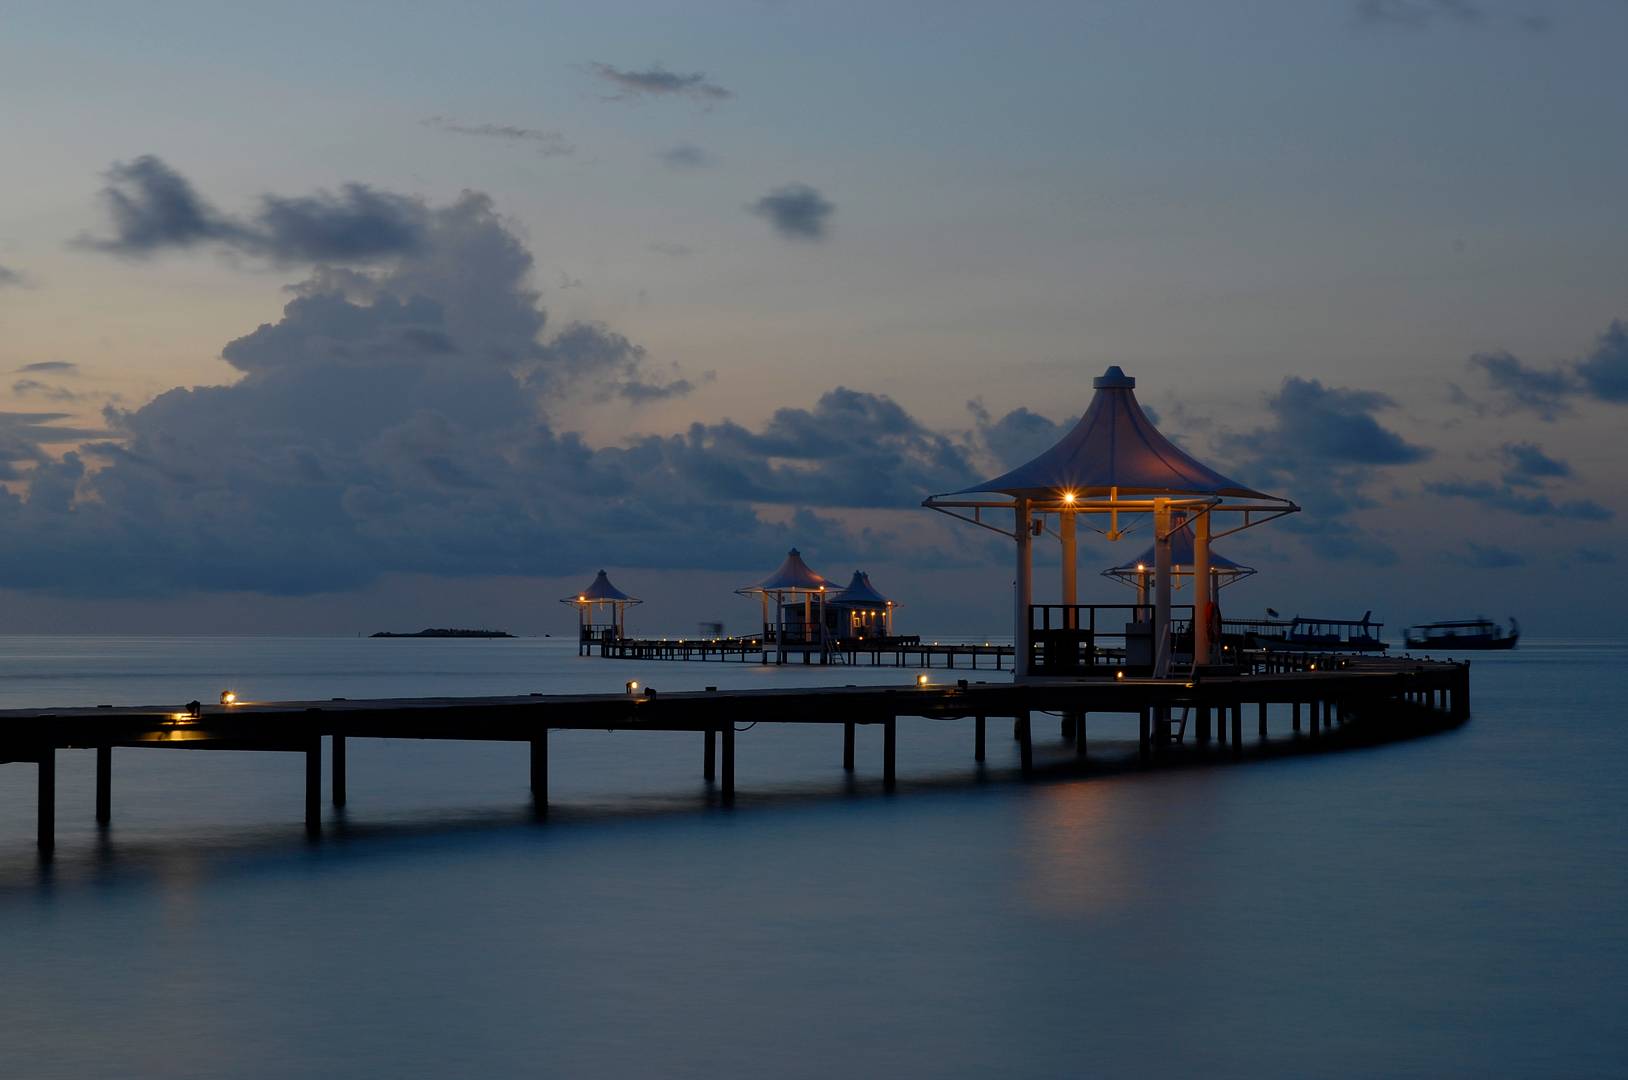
[5,186,969,597]
[590,63,731,104]
[420,116,574,157]
[1424,480,1613,521]
[78,155,429,263]
[656,143,714,169]
[749,184,834,241]
[1574,319,1628,402]
[965,400,1071,471]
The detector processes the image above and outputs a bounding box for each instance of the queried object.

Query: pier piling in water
[332,735,347,807]
[95,745,111,825]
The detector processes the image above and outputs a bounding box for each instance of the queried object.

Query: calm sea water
[1,636,1623,1079]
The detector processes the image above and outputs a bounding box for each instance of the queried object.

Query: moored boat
[1403,617,1519,651]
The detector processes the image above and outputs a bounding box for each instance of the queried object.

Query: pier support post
[96,745,112,825]
[1258,701,1268,739]
[531,734,548,803]
[974,715,986,762]
[332,735,347,807]
[1231,704,1242,757]
[1075,712,1087,760]
[38,746,55,855]
[305,735,321,834]
[721,724,735,803]
[1139,707,1151,763]
[1310,700,1322,737]
[842,722,855,772]
[1018,714,1034,777]
[704,728,716,780]
[883,716,897,789]
[1292,701,1301,733]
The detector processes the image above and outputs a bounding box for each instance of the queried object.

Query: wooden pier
[597,634,1015,669]
[2,653,1469,856]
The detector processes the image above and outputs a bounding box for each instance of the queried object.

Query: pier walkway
[2,653,1469,856]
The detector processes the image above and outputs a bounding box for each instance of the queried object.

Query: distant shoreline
[369,628,515,639]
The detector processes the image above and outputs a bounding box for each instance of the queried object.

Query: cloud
[1467,350,1576,420]
[1424,480,1614,521]
[656,143,714,169]
[648,242,697,258]
[11,380,83,403]
[1575,547,1615,565]
[16,361,79,375]
[420,116,574,157]
[1222,377,1431,469]
[1463,542,1526,569]
[5,187,967,597]
[590,63,731,104]
[1354,0,1550,30]
[749,184,835,240]
[1500,441,1570,486]
[78,155,428,263]
[0,264,26,288]
[965,400,1071,471]
[1574,319,1628,403]
[1466,319,1628,416]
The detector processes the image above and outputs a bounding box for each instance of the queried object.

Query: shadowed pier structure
[3,654,1469,857]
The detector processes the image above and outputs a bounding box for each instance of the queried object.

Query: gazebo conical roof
[830,571,894,607]
[1101,524,1256,585]
[736,548,831,595]
[561,569,640,605]
[951,366,1272,500]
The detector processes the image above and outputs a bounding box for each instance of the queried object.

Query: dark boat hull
[1403,633,1518,651]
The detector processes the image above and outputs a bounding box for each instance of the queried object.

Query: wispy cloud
[0,264,27,288]
[1465,318,1628,417]
[16,361,79,375]
[11,379,84,403]
[420,116,574,157]
[1425,479,1613,521]
[590,63,732,105]
[1354,0,1551,31]
[656,143,714,169]
[749,184,835,241]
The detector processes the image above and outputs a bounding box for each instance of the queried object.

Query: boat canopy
[736,548,832,596]
[1101,523,1256,585]
[944,366,1276,501]
[560,569,641,605]
[829,571,895,608]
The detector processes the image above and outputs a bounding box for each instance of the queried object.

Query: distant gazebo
[1101,522,1257,609]
[924,366,1296,676]
[736,549,833,663]
[562,570,641,655]
[828,571,897,640]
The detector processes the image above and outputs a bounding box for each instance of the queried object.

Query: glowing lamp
[220,690,238,706]
[1062,491,1077,504]
[1116,670,1125,680]
[625,679,640,695]
[916,673,929,687]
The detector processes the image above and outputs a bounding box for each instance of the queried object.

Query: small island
[370,628,515,639]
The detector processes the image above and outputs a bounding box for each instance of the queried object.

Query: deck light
[916,673,930,687]
[1116,670,1125,680]
[626,679,639,694]
[1062,491,1077,504]
[220,690,238,706]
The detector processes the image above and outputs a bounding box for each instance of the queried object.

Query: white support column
[1060,511,1077,628]
[1014,497,1033,677]
[1153,498,1172,676]
[1193,507,1213,667]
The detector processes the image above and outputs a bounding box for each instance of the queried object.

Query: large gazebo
[736,549,833,662]
[923,366,1296,677]
[561,570,641,655]
[828,571,897,640]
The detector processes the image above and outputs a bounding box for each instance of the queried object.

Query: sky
[0,0,1625,637]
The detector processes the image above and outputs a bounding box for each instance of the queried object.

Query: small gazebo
[1101,522,1257,609]
[736,548,833,662]
[924,366,1296,676]
[561,570,641,655]
[828,571,897,640]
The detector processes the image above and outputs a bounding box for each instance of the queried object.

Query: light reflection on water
[0,637,1624,1079]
